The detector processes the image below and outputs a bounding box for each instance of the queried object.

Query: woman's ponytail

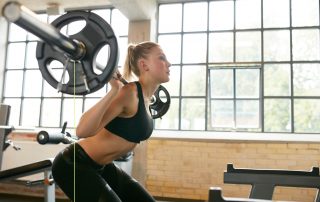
[123,44,135,81]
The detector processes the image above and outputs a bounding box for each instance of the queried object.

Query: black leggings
[52,143,156,202]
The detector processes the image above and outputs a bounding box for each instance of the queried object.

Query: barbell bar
[3,2,85,60]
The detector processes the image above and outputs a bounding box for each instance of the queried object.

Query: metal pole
[2,2,85,60]
[44,170,55,202]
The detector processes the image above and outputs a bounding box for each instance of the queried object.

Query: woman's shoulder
[122,81,138,92]
[117,81,139,100]
[116,82,139,113]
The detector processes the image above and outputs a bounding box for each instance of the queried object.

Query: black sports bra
[104,82,153,143]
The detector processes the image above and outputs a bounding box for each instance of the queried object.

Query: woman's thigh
[52,147,121,202]
[101,163,156,202]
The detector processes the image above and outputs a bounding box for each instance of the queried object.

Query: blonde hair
[122,41,159,81]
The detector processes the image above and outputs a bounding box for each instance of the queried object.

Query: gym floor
[0,194,67,202]
[0,181,192,202]
[0,194,178,202]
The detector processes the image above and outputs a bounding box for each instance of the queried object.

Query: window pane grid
[157,0,320,133]
[208,67,261,131]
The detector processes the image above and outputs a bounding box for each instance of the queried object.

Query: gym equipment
[0,104,11,168]
[0,104,22,167]
[0,122,133,202]
[37,122,76,145]
[2,2,170,119]
[0,159,55,202]
[37,11,118,95]
[37,123,134,175]
[36,122,133,161]
[0,104,54,202]
[208,187,288,202]
[224,164,320,201]
[0,124,39,154]
[3,1,118,95]
[0,126,22,151]
[149,85,171,119]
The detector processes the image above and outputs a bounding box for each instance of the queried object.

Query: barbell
[2,1,170,119]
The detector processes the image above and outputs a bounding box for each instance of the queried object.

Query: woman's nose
[167,60,171,67]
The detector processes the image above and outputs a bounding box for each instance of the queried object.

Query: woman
[52,41,171,202]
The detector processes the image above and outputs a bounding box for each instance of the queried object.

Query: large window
[1,8,128,129]
[156,0,320,133]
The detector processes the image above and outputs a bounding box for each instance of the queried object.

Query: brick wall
[146,139,320,202]
[3,133,319,201]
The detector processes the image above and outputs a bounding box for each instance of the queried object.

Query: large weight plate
[36,11,118,95]
[150,85,171,119]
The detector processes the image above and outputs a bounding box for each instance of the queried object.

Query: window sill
[152,130,320,143]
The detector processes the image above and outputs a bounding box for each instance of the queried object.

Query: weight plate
[36,11,118,95]
[150,85,171,119]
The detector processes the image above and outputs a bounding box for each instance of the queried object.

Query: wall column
[0,17,8,100]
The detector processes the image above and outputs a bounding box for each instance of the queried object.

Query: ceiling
[0,0,113,13]
[0,0,198,20]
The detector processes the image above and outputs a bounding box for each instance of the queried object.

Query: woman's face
[145,46,171,83]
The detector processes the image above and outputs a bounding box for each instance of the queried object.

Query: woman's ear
[138,59,150,71]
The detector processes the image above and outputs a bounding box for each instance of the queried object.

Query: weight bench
[0,158,55,202]
[224,164,320,201]
[208,187,290,202]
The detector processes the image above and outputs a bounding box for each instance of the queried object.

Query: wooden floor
[0,194,68,202]
[0,194,176,202]
[0,194,190,202]
[0,182,201,202]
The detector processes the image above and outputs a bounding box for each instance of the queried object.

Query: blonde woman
[52,41,171,202]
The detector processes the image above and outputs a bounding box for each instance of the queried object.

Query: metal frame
[0,104,11,169]
[208,187,275,202]
[0,159,55,202]
[44,170,55,202]
[224,164,320,201]
[156,0,320,133]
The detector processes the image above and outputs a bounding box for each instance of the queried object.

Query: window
[209,67,260,130]
[156,0,320,133]
[1,8,128,129]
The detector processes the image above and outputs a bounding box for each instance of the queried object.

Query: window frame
[155,0,320,135]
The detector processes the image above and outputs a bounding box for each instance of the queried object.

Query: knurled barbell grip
[2,1,85,60]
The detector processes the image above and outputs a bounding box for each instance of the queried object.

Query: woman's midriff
[77,129,137,165]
